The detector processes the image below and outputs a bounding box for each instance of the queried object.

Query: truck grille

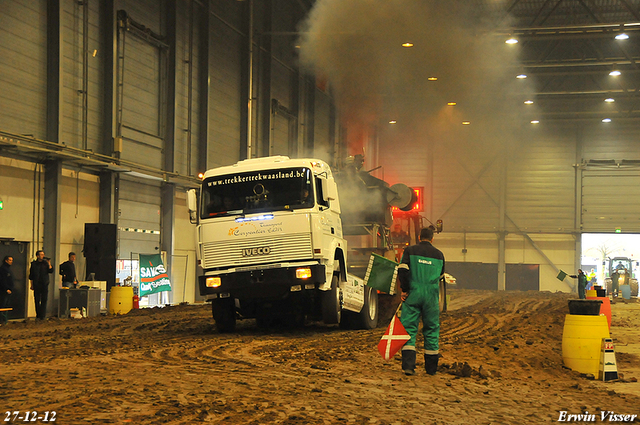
[202,233,313,269]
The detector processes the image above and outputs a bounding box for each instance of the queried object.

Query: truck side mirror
[322,179,337,201]
[187,189,198,224]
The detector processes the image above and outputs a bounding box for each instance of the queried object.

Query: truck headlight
[296,268,312,279]
[206,277,221,288]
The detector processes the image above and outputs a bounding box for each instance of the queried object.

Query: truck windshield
[201,167,314,218]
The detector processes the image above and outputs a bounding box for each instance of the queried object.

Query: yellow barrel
[562,314,610,375]
[109,286,133,315]
[585,289,597,298]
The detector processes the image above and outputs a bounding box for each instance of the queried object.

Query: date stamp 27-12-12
[4,411,56,423]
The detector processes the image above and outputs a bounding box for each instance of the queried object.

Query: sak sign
[139,254,172,297]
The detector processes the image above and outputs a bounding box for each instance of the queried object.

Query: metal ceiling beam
[524,68,640,75]
[498,22,640,40]
[619,0,640,22]
[577,0,602,23]
[538,0,565,27]
[522,59,640,67]
[0,132,200,188]
[536,110,640,117]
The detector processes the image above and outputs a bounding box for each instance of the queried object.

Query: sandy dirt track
[2,290,640,424]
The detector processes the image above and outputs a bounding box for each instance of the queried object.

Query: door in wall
[0,240,29,320]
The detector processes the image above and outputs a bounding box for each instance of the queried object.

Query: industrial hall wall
[379,116,640,293]
[0,0,336,315]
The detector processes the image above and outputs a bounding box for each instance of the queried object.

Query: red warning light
[412,187,423,212]
[391,187,423,213]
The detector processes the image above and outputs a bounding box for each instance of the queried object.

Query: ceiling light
[524,100,533,105]
[402,42,414,48]
[604,98,615,103]
[462,121,471,125]
[447,102,457,106]
[609,70,621,76]
[389,120,397,124]
[516,74,527,79]
[615,33,629,40]
[505,37,518,44]
[428,77,437,81]
[530,120,539,124]
[602,118,612,123]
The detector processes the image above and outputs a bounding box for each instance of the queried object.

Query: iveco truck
[187,156,379,332]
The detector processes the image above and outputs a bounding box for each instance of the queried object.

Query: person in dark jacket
[569,269,587,299]
[0,255,14,325]
[397,226,445,376]
[29,250,53,320]
[59,252,78,288]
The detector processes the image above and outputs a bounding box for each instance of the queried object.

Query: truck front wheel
[322,275,342,324]
[358,285,379,329]
[212,298,236,333]
[439,278,447,313]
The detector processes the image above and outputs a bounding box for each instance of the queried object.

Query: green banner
[364,253,399,295]
[139,254,172,297]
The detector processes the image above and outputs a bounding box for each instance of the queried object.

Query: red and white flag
[378,315,410,361]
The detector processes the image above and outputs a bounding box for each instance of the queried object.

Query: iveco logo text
[242,247,272,257]
[418,259,432,264]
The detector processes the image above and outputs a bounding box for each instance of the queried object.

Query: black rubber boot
[424,354,439,375]
[401,350,416,376]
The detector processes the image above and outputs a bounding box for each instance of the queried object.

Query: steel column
[240,0,253,160]
[161,0,178,298]
[43,160,62,317]
[46,0,61,144]
[258,0,273,157]
[198,0,211,172]
[99,0,118,224]
[574,123,584,291]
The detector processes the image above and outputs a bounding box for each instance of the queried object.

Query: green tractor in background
[604,257,639,297]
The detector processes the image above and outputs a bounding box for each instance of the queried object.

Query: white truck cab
[187,156,378,332]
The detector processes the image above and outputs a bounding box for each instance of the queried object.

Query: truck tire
[604,278,612,296]
[340,285,379,330]
[631,279,639,297]
[439,278,447,313]
[322,275,342,324]
[212,298,236,333]
[358,285,379,329]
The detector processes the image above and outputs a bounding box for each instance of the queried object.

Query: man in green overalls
[397,226,445,376]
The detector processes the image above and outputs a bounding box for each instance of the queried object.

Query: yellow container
[585,289,597,298]
[562,314,610,375]
[109,286,133,315]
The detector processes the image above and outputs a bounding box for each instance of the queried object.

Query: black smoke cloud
[297,0,534,155]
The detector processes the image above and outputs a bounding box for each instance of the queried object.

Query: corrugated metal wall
[118,176,161,258]
[174,0,202,177]
[506,124,576,232]
[209,4,243,167]
[118,24,164,168]
[60,0,102,150]
[0,1,47,137]
[581,121,640,232]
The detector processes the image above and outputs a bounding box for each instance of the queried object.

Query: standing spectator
[0,255,14,325]
[397,226,445,376]
[60,252,78,288]
[29,250,53,320]
[570,269,587,300]
[587,268,597,291]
